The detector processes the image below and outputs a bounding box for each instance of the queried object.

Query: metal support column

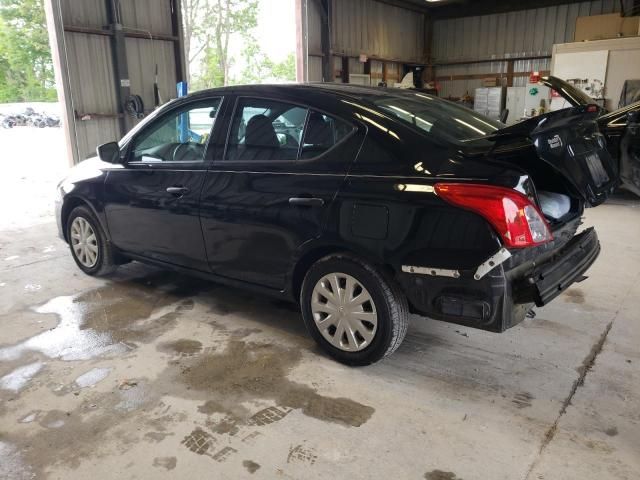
[423,13,434,84]
[106,0,131,136]
[317,0,332,82]
[170,0,187,84]
[341,56,349,84]
[44,0,79,166]
[506,60,515,87]
[295,0,309,82]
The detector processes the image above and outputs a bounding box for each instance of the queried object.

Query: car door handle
[289,197,324,207]
[166,186,189,197]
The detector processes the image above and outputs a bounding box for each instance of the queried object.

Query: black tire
[66,205,118,276]
[300,254,409,366]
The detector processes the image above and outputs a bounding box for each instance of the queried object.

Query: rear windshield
[373,93,503,144]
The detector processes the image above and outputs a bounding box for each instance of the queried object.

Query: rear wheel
[300,254,409,366]
[67,206,117,276]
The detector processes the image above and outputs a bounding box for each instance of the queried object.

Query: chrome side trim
[204,170,487,181]
[401,265,460,278]
[473,248,512,280]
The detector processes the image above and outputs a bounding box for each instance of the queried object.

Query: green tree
[237,36,295,85]
[0,0,56,102]
[236,35,265,84]
[183,0,258,89]
[264,52,296,82]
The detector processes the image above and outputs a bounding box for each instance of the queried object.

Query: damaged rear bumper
[397,227,601,333]
[513,227,600,306]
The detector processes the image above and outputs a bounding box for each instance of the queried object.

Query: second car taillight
[434,183,552,248]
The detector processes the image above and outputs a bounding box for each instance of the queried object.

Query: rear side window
[226,98,307,161]
[225,98,353,162]
[300,111,353,159]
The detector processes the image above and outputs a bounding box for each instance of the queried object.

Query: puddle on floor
[39,410,69,429]
[0,362,44,392]
[0,440,33,480]
[158,339,203,356]
[74,367,112,388]
[0,294,128,361]
[116,381,148,412]
[0,272,374,476]
[0,273,199,363]
[168,339,375,428]
[424,470,462,480]
[19,412,38,424]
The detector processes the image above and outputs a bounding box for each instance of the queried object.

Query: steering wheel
[171,143,194,162]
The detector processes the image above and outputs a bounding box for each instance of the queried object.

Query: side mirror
[96,142,121,163]
[627,110,640,124]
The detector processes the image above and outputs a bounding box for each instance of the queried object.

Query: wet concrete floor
[1,199,639,479]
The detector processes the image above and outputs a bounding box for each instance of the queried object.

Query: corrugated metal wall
[307,0,322,55]
[432,0,622,98]
[62,31,121,160]
[331,0,424,61]
[306,0,425,82]
[49,0,183,164]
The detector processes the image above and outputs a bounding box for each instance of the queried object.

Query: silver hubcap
[70,217,98,268]
[311,272,378,352]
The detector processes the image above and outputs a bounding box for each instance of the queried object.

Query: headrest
[305,112,333,146]
[245,115,279,147]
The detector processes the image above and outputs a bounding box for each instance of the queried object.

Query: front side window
[226,98,307,161]
[130,98,222,163]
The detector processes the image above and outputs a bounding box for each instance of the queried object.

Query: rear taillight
[434,183,552,248]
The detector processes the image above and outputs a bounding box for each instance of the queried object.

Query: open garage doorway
[0,0,66,231]
[2,0,298,230]
[42,0,298,170]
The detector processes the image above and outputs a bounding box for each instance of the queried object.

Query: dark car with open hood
[56,83,619,365]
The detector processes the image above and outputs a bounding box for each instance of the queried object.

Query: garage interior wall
[552,36,640,109]
[431,0,625,98]
[45,0,185,165]
[306,0,426,84]
[304,0,636,97]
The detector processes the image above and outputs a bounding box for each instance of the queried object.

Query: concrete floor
[1,163,639,478]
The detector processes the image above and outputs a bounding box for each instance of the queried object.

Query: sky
[227,0,297,78]
[255,0,296,61]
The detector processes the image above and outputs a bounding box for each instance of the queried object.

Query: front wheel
[300,254,409,366]
[67,205,117,276]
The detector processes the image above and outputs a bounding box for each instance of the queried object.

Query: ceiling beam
[429,0,593,19]
[374,0,429,14]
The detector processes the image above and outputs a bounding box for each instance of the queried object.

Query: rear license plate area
[584,152,609,187]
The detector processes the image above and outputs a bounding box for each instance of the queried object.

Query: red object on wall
[529,71,541,83]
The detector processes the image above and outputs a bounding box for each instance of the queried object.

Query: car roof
[186,83,437,104]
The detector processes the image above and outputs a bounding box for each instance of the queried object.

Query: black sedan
[56,84,615,365]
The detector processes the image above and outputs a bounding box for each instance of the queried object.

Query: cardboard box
[575,13,640,42]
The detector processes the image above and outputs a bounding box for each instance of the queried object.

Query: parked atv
[1,115,17,129]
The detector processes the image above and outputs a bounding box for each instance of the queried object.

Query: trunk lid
[538,76,594,108]
[540,75,640,128]
[488,105,618,206]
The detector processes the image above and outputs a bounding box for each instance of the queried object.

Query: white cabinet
[474,87,505,121]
